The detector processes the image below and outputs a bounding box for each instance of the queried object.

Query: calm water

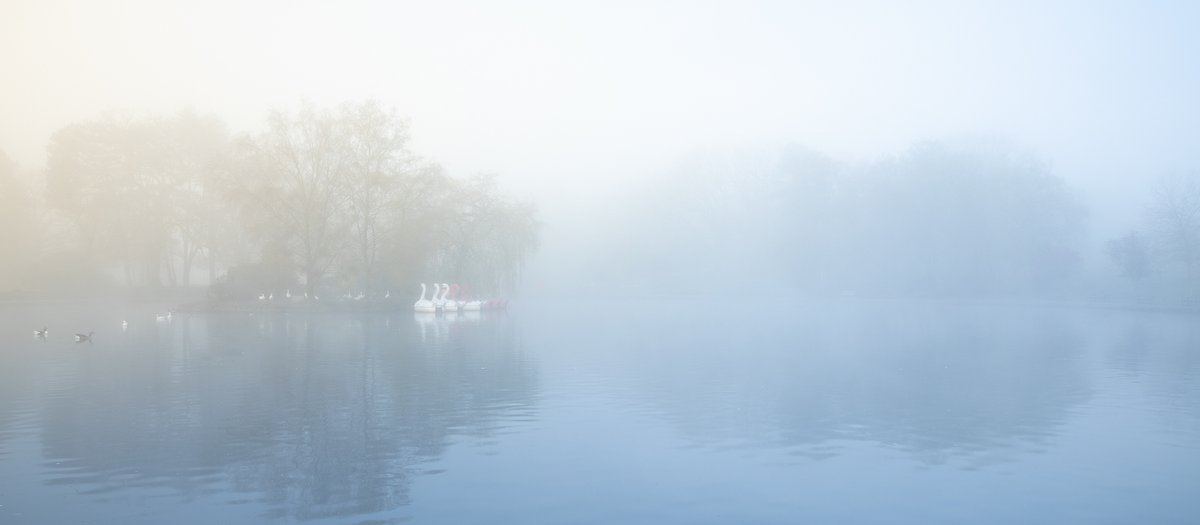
[0,298,1197,524]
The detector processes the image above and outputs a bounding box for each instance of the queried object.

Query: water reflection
[27,308,534,521]
[1103,312,1200,448]
[1,300,1198,524]
[538,299,1095,468]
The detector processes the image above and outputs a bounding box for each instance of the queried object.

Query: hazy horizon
[3,4,1200,524]
[4,0,1199,236]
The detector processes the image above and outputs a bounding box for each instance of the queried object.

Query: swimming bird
[34,327,48,338]
[75,332,93,343]
[121,320,128,330]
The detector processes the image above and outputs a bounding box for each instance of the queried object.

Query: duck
[34,327,48,338]
[75,332,93,343]
[121,320,128,330]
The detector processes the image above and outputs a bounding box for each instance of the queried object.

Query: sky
[2,0,1198,235]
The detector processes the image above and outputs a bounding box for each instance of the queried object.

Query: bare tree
[1106,231,1150,282]
[342,101,420,292]
[45,116,177,287]
[433,174,539,294]
[161,111,232,286]
[1147,175,1200,301]
[242,103,352,296]
[37,101,541,300]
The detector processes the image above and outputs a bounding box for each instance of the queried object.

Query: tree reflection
[35,311,535,520]
[571,300,1093,467]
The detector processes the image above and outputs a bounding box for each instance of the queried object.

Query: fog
[5,4,1200,523]
[2,0,1200,305]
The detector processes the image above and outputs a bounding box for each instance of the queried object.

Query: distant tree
[0,150,37,290]
[1106,231,1150,282]
[1146,175,1200,300]
[803,142,1085,295]
[776,146,842,291]
[45,116,170,286]
[44,113,232,288]
[341,100,422,292]
[433,174,539,294]
[617,142,1086,297]
[160,111,232,286]
[239,103,352,296]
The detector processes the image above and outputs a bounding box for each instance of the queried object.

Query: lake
[0,298,1197,524]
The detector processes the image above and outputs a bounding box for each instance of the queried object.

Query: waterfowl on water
[75,332,93,343]
[34,327,48,338]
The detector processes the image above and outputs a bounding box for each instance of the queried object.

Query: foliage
[1145,174,1200,301]
[1106,231,1150,282]
[31,101,538,298]
[44,112,231,287]
[612,142,1087,296]
[0,151,37,290]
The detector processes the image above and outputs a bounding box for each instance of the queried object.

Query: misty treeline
[0,101,538,299]
[585,142,1200,304]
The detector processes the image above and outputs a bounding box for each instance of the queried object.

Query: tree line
[1106,176,1200,304]
[588,141,1200,305]
[0,100,539,300]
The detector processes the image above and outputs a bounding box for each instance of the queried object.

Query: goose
[34,327,48,338]
[75,332,93,343]
[285,289,292,300]
[414,283,436,313]
[121,320,128,330]
[384,290,391,299]
[258,293,267,301]
[156,311,173,322]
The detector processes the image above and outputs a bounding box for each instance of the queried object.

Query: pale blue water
[0,298,1197,524]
